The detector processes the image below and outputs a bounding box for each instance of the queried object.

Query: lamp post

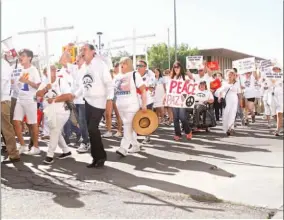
[174,0,177,61]
[97,32,103,54]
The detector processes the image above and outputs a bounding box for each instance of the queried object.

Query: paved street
[1,118,283,219]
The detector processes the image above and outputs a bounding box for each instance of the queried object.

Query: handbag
[221,82,236,108]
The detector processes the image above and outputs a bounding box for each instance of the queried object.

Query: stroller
[187,101,217,132]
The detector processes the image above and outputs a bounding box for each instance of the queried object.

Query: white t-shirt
[139,70,156,105]
[241,75,257,99]
[67,63,86,104]
[195,89,214,103]
[1,59,13,101]
[38,77,71,114]
[11,63,23,99]
[114,71,144,112]
[17,65,41,101]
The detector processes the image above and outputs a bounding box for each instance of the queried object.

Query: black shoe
[226,130,231,136]
[86,159,106,168]
[57,152,72,159]
[2,157,20,164]
[43,156,54,164]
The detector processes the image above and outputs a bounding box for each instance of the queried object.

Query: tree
[112,50,131,64]
[147,43,199,71]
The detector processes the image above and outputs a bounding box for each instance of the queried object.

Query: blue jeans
[172,107,191,136]
[76,104,89,144]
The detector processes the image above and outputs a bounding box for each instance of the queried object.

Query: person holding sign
[114,57,147,157]
[170,61,193,141]
[271,64,283,136]
[193,81,214,128]
[218,70,242,136]
[241,71,259,125]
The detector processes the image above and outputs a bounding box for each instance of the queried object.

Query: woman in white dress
[153,68,166,124]
[218,70,242,136]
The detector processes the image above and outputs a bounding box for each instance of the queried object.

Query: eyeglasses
[136,65,145,68]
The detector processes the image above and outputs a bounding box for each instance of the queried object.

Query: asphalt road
[1,117,283,219]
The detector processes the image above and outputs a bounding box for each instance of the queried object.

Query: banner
[264,71,283,80]
[207,61,219,71]
[259,60,273,74]
[62,46,77,63]
[165,79,198,108]
[232,57,256,74]
[186,56,203,69]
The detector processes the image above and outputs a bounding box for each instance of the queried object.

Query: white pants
[42,115,50,136]
[263,99,276,116]
[119,111,140,150]
[47,112,70,158]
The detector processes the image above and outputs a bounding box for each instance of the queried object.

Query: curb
[272,206,283,219]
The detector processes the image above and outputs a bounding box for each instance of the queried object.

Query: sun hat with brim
[133,109,159,136]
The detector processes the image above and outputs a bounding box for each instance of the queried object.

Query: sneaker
[102,131,112,138]
[186,132,193,140]
[174,136,181,141]
[43,156,54,164]
[116,147,127,157]
[18,145,29,154]
[77,143,90,153]
[128,145,140,153]
[27,147,41,155]
[57,152,72,159]
[114,131,123,138]
[142,136,151,145]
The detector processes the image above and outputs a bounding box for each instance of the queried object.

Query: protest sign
[186,56,203,69]
[264,71,283,80]
[259,60,273,74]
[207,61,219,71]
[165,79,198,108]
[62,46,77,63]
[232,57,256,74]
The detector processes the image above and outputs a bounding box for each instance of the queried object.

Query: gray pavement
[1,118,283,219]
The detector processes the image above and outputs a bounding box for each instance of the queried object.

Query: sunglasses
[136,65,145,68]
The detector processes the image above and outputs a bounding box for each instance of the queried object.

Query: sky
[1,0,283,65]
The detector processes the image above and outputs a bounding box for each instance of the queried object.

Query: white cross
[112,29,155,67]
[18,17,74,83]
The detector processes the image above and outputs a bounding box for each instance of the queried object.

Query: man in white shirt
[136,60,156,145]
[74,44,113,168]
[1,58,20,163]
[13,49,41,155]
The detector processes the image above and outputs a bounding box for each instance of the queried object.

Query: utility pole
[97,32,103,54]
[168,27,171,69]
[174,0,178,61]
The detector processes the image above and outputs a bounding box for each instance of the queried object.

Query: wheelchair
[187,101,217,132]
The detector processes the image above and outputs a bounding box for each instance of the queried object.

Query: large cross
[112,29,155,67]
[18,17,74,83]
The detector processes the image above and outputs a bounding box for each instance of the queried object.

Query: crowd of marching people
[1,43,283,167]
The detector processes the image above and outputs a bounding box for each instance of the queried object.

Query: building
[199,48,266,74]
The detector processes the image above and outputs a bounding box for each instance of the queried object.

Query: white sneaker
[77,143,90,153]
[116,147,127,157]
[27,146,41,155]
[128,145,140,153]
[114,131,123,138]
[18,145,29,154]
[102,131,112,138]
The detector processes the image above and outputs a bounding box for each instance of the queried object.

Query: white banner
[186,56,203,70]
[259,60,273,74]
[264,71,283,80]
[232,57,256,74]
[165,79,198,108]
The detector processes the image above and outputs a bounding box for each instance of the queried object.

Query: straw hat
[132,109,158,136]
